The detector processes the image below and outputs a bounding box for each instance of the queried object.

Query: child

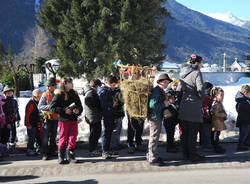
[210,87,227,153]
[201,81,213,151]
[0,83,7,159]
[163,90,179,153]
[50,77,83,164]
[25,89,42,156]
[235,85,250,151]
[1,85,20,154]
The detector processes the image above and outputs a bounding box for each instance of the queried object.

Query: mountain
[163,0,249,64]
[0,0,36,53]
[0,0,249,66]
[204,11,250,30]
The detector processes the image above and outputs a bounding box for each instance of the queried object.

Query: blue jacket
[98,85,116,122]
[148,86,166,121]
[235,91,250,126]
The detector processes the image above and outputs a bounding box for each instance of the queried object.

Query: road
[1,167,250,184]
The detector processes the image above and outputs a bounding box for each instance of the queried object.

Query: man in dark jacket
[98,75,118,159]
[84,79,102,156]
[235,85,250,151]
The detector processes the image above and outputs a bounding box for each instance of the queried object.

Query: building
[231,58,246,72]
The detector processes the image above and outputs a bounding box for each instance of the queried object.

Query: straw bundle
[120,78,153,119]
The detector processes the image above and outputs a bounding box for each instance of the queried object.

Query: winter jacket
[176,64,204,123]
[112,88,125,119]
[98,85,116,122]
[0,95,6,126]
[24,98,40,127]
[84,85,102,124]
[2,96,20,125]
[235,91,250,127]
[38,91,58,120]
[202,94,212,120]
[211,99,227,131]
[50,89,83,122]
[148,86,166,121]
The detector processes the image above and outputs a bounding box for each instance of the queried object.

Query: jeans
[201,119,212,148]
[89,121,102,152]
[180,121,200,159]
[27,127,38,150]
[41,119,58,155]
[110,117,123,148]
[9,123,17,144]
[101,119,115,152]
[238,124,250,147]
[127,117,144,147]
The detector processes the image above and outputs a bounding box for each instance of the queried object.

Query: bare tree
[1,46,22,97]
[18,24,51,90]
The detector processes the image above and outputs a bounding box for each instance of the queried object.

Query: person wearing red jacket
[24,89,42,156]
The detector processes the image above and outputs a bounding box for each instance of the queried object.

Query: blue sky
[175,0,250,18]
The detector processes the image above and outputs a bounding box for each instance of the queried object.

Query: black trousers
[163,118,177,148]
[41,119,58,155]
[211,131,221,146]
[89,121,102,152]
[180,120,200,158]
[127,117,144,147]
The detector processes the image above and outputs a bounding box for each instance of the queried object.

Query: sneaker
[148,157,165,167]
[0,144,9,157]
[102,152,112,159]
[8,145,19,154]
[128,146,135,154]
[237,146,248,151]
[42,154,49,161]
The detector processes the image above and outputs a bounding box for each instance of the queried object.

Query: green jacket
[148,86,165,121]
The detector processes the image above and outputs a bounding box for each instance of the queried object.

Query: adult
[84,79,102,156]
[98,75,118,159]
[50,77,83,164]
[147,73,172,166]
[177,54,204,162]
[38,77,58,160]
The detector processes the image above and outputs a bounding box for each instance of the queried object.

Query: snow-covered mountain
[204,11,250,30]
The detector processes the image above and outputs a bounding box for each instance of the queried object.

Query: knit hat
[46,77,57,86]
[32,89,41,97]
[3,85,14,93]
[203,81,213,91]
[157,73,173,83]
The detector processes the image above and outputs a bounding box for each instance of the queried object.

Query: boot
[66,149,77,163]
[58,149,66,164]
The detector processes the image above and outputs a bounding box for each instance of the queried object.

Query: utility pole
[223,53,226,72]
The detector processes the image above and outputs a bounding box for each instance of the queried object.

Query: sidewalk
[0,142,250,177]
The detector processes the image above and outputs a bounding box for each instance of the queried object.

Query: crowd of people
[0,54,250,167]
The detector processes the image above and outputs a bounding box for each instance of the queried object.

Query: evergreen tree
[38,0,170,78]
